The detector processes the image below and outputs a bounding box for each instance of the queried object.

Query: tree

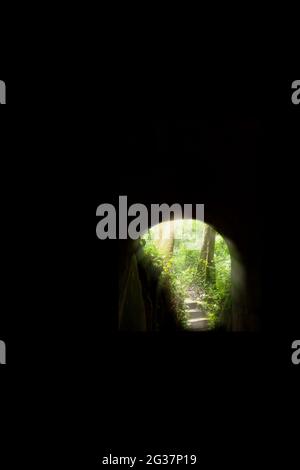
[157,221,175,258]
[198,225,216,284]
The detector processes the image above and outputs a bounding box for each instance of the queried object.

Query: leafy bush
[202,236,231,328]
[141,241,188,328]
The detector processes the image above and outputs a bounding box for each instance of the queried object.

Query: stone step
[185,297,209,330]
[188,326,209,332]
[184,299,198,310]
[188,318,209,324]
[187,318,210,331]
[188,309,207,320]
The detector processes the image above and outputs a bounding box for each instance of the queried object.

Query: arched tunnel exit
[119,216,253,333]
[141,219,232,331]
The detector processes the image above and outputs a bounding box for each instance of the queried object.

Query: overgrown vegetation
[139,241,188,329]
[201,235,231,328]
[142,220,231,330]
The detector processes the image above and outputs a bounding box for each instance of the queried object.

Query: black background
[0,77,299,466]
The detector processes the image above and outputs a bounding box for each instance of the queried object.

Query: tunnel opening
[140,220,232,331]
[119,216,252,333]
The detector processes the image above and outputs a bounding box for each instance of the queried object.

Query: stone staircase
[184,298,209,331]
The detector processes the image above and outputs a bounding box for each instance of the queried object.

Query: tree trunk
[157,222,175,258]
[198,226,216,284]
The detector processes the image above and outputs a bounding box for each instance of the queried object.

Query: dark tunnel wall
[116,120,263,332]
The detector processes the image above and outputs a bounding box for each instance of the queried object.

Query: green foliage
[142,222,231,330]
[142,241,188,328]
[202,236,231,328]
